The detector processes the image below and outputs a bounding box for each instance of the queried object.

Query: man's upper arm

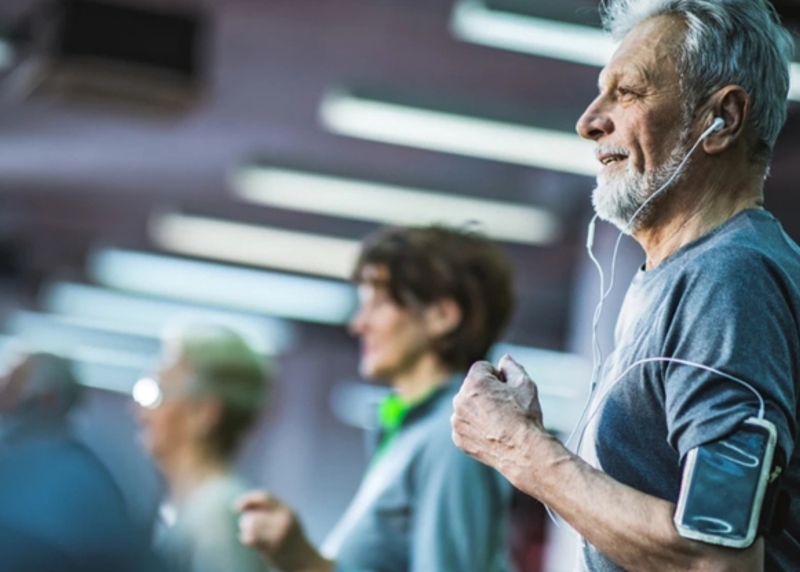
[661,254,797,464]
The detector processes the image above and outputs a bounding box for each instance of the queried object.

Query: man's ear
[423,298,462,339]
[703,85,750,156]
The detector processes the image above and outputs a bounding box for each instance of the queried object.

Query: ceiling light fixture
[234,166,562,245]
[0,40,12,69]
[789,63,800,102]
[451,0,614,67]
[88,248,357,325]
[42,282,294,355]
[151,212,361,280]
[319,90,598,176]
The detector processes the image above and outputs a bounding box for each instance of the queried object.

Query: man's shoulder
[691,210,799,267]
[181,473,249,525]
[671,213,800,292]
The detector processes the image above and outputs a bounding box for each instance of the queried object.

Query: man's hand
[236,491,334,572]
[451,355,552,482]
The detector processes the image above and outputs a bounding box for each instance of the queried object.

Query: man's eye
[618,87,639,98]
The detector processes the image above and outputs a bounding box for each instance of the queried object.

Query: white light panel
[88,248,357,325]
[151,212,361,280]
[234,166,561,245]
[319,90,599,176]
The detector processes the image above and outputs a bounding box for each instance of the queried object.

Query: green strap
[369,387,440,469]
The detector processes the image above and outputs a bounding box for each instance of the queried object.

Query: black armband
[674,418,777,549]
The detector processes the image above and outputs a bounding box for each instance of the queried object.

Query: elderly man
[135,324,272,572]
[452,1,799,571]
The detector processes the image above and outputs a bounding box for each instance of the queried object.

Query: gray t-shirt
[322,377,512,572]
[158,473,271,572]
[579,210,800,571]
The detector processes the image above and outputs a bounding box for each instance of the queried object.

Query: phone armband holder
[674,417,778,548]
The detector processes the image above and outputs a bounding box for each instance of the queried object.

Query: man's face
[349,266,432,383]
[576,15,691,232]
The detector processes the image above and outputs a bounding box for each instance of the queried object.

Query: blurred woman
[238,225,515,572]
[135,324,272,572]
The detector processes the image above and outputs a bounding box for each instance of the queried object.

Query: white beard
[592,133,690,234]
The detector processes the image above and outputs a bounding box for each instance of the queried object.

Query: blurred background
[0,0,798,570]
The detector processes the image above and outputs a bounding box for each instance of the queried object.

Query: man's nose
[576,96,614,142]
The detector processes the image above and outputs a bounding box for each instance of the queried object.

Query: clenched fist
[236,491,333,572]
[451,355,552,487]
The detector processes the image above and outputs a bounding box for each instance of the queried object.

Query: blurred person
[0,351,151,572]
[238,225,515,572]
[135,323,272,572]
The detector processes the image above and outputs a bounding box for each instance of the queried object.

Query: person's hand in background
[237,491,334,572]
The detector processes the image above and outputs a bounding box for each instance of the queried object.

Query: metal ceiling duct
[8,0,209,112]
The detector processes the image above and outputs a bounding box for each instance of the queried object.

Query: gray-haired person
[451,1,799,571]
[0,352,152,572]
[135,324,272,572]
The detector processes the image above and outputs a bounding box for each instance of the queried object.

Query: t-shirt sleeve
[660,252,798,464]
[407,422,512,572]
[185,493,273,572]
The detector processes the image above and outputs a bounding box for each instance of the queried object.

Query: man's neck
[390,354,453,403]
[161,446,228,506]
[634,161,764,269]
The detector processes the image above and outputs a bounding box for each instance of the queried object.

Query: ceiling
[0,0,798,353]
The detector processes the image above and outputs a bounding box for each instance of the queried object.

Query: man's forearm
[502,427,763,572]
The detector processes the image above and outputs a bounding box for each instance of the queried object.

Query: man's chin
[592,188,637,234]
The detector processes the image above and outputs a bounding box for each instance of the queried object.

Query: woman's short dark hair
[353,225,515,372]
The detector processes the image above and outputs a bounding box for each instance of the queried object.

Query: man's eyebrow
[631,62,655,87]
[597,65,653,93]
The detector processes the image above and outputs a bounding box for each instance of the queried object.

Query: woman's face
[349,266,432,383]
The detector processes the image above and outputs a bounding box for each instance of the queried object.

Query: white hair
[162,322,269,456]
[602,0,795,164]
[163,322,267,410]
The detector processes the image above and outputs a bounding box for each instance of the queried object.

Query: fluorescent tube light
[73,361,144,394]
[151,212,361,280]
[88,248,357,325]
[4,311,157,370]
[42,282,294,355]
[451,0,800,103]
[234,167,561,245]
[0,39,13,70]
[451,0,614,67]
[319,90,598,176]
[790,64,800,103]
[488,343,591,434]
